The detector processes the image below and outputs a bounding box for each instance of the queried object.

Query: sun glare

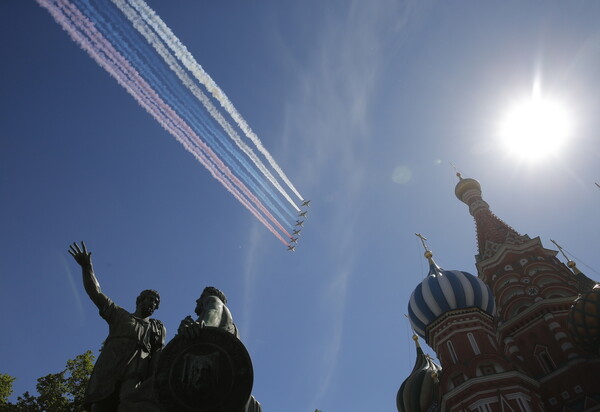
[499,97,571,161]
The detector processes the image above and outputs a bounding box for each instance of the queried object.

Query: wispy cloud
[240,221,264,341]
[235,1,425,407]
[60,252,86,324]
[271,0,420,405]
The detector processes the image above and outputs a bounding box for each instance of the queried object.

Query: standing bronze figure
[69,242,166,412]
[172,287,261,412]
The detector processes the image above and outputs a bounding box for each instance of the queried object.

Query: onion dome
[454,175,482,201]
[397,335,441,412]
[408,249,496,339]
[568,284,600,354]
[454,173,529,262]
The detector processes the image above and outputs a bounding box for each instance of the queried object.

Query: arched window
[540,352,556,373]
[467,333,481,355]
[447,340,458,363]
[534,345,556,374]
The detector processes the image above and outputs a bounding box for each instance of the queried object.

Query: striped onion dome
[408,252,496,339]
[397,335,441,412]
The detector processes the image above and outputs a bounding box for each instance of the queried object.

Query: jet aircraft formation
[287,200,311,251]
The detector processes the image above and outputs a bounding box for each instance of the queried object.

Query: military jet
[295,220,304,227]
[290,237,299,244]
[292,229,301,236]
[301,200,311,207]
[299,211,308,218]
[287,245,296,252]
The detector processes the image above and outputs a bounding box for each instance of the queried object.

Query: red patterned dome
[568,284,600,353]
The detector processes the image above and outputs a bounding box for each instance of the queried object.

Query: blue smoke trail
[119,0,301,215]
[105,0,295,226]
[128,0,305,203]
[48,0,290,243]
[77,0,296,228]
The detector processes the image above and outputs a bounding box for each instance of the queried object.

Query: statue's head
[136,289,160,317]
[195,287,227,317]
[200,286,228,304]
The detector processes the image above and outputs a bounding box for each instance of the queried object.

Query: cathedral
[397,175,600,412]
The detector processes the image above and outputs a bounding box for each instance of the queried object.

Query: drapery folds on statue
[69,242,165,412]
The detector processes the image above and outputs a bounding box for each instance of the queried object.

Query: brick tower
[398,176,600,411]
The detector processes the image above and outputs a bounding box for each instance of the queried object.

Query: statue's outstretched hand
[68,241,92,268]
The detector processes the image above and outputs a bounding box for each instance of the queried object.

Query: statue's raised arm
[68,242,108,312]
[67,241,165,411]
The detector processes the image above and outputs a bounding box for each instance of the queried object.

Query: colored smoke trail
[40,0,291,244]
[107,0,297,224]
[60,0,290,243]
[118,0,302,212]
[78,0,295,228]
[126,0,305,203]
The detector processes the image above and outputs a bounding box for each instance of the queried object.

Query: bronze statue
[176,287,262,412]
[69,242,166,412]
[178,286,238,338]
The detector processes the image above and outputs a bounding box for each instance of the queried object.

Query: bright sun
[499,97,572,161]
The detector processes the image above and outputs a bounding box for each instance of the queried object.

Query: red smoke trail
[113,0,299,220]
[105,0,296,227]
[64,0,292,241]
[112,0,300,220]
[128,0,305,204]
[40,0,290,245]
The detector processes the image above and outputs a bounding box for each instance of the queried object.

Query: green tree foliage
[0,351,94,412]
[0,374,16,405]
[63,351,94,411]
[14,391,41,412]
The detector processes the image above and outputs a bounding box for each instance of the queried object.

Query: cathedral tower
[455,175,600,409]
[398,176,600,411]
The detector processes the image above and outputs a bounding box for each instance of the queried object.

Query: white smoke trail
[111,0,300,216]
[126,0,305,202]
[44,0,290,245]
[79,0,292,239]
[92,0,295,227]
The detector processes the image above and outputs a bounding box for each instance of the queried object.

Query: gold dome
[454,176,481,201]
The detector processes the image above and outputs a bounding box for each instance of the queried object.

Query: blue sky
[2,1,600,411]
